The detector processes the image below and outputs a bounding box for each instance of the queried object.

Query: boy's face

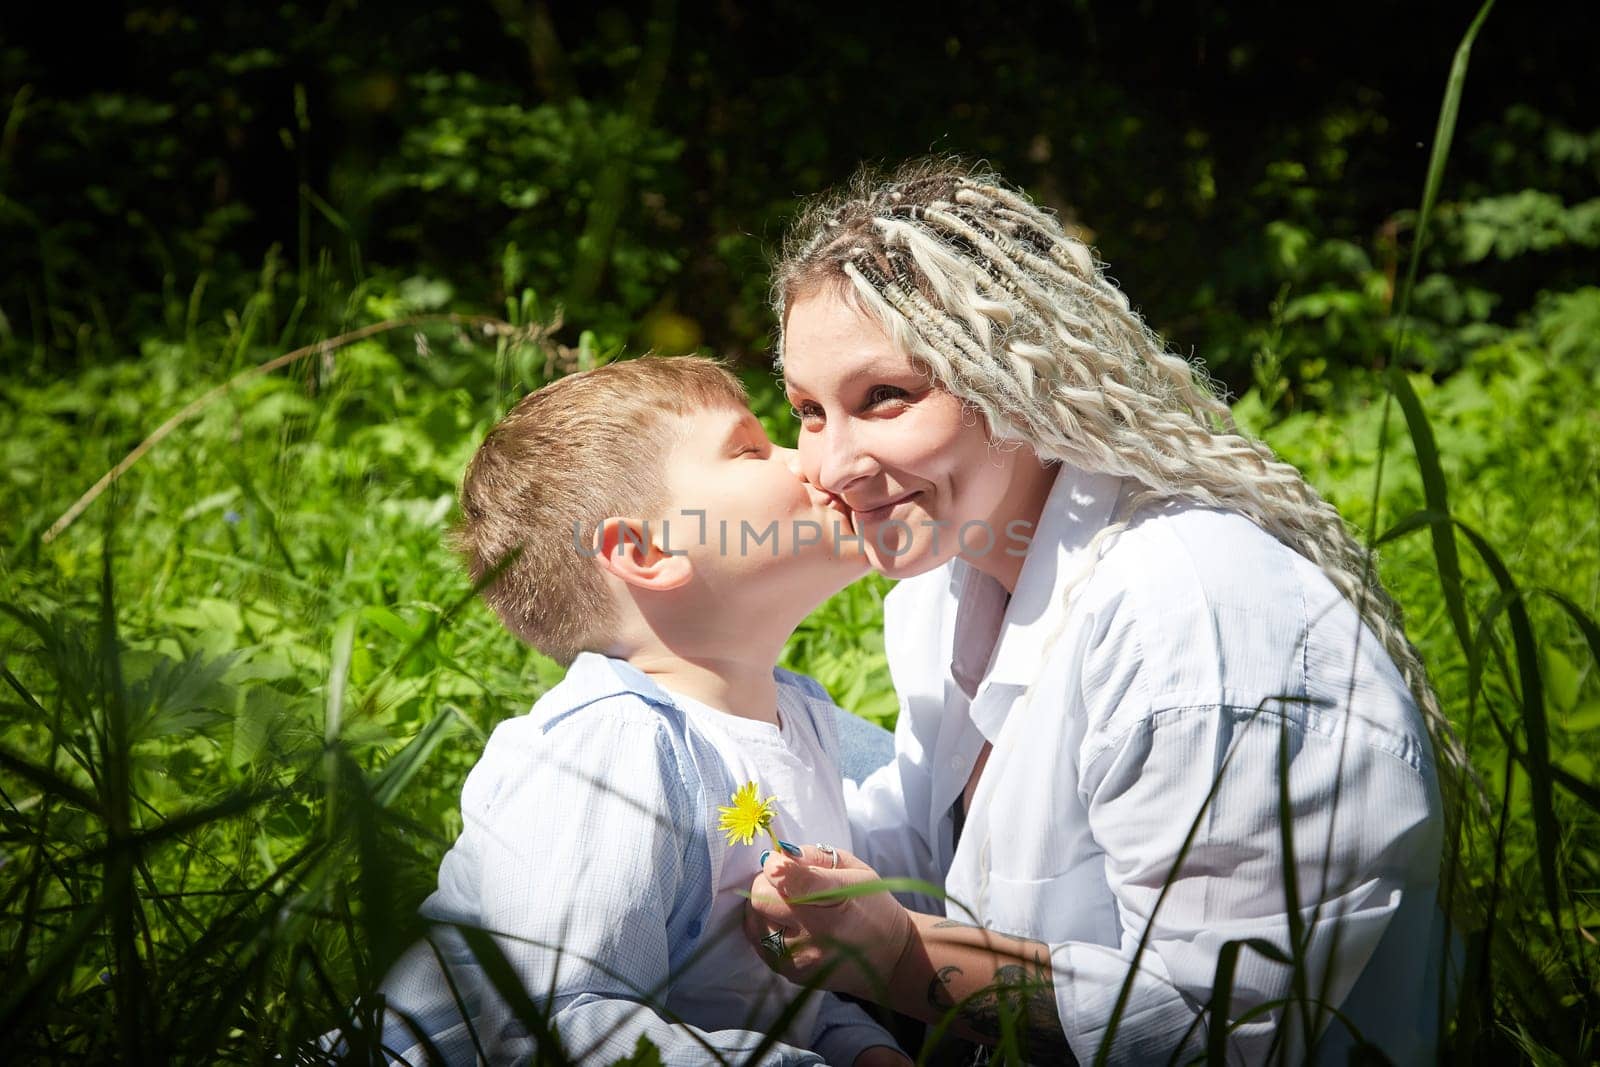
[656,403,867,601]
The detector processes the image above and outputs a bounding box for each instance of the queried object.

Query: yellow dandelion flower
[718,781,779,849]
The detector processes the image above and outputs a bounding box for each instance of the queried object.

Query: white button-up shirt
[846,463,1447,1065]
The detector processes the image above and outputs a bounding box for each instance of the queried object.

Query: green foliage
[1234,291,1600,1063]
[781,575,899,728]
[0,271,572,1059]
[372,71,686,337]
[1446,189,1600,262]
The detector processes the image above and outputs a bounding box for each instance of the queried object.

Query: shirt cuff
[811,996,904,1066]
[1052,941,1206,1067]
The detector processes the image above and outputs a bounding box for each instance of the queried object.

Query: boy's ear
[592,516,693,591]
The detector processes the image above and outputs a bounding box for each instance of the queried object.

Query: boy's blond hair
[456,356,749,665]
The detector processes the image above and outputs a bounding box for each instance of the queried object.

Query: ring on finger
[760,926,789,959]
[814,843,839,869]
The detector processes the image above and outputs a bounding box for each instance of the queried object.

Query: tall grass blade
[422,935,493,1066]
[775,875,948,908]
[1092,697,1320,1067]
[454,925,572,1064]
[1393,0,1496,332]
[336,744,403,991]
[1373,0,1493,599]
[164,837,326,978]
[1538,589,1600,675]
[226,458,303,580]
[730,971,830,1067]
[354,551,524,712]
[74,785,286,864]
[1374,35,1498,974]
[1204,939,1292,1065]
[1380,517,1600,812]
[1474,751,1516,1044]
[0,741,99,811]
[321,611,358,848]
[372,704,465,808]
[1276,714,1315,1055]
[1383,368,1471,654]
[326,612,356,746]
[0,892,111,1034]
[372,1000,454,1067]
[1452,520,1575,974]
[96,527,148,1062]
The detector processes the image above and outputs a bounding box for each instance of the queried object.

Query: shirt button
[686,920,702,939]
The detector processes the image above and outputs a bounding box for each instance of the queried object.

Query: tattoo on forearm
[924,942,1074,1063]
[928,964,963,1011]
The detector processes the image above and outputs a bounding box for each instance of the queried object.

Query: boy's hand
[851,1045,912,1067]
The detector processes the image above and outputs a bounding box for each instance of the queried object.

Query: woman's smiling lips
[799,479,856,533]
[849,491,922,526]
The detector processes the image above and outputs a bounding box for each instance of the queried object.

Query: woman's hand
[741,844,915,1001]
[746,846,1071,1060]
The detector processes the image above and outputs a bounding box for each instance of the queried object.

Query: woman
[742,161,1461,1064]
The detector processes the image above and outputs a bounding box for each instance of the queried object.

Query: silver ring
[814,844,839,869]
[760,927,788,959]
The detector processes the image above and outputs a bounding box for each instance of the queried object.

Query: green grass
[4,271,1596,1065]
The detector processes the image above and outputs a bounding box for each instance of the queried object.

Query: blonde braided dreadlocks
[773,159,1471,826]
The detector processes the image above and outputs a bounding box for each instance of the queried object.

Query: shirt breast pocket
[983,866,1119,949]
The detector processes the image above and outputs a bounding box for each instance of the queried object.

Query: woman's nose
[804,422,875,496]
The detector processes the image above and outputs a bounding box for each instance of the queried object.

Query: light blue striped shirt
[376,652,897,1065]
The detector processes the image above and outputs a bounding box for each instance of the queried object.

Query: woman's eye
[790,402,821,422]
[866,385,908,407]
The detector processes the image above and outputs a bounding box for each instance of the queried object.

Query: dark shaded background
[2,1,1594,397]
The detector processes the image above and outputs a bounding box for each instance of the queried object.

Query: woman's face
[781,286,1052,581]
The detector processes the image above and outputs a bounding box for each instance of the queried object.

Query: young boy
[376,357,907,1065]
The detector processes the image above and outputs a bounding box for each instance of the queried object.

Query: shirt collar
[545,651,799,720]
[539,651,678,723]
[957,463,1126,735]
